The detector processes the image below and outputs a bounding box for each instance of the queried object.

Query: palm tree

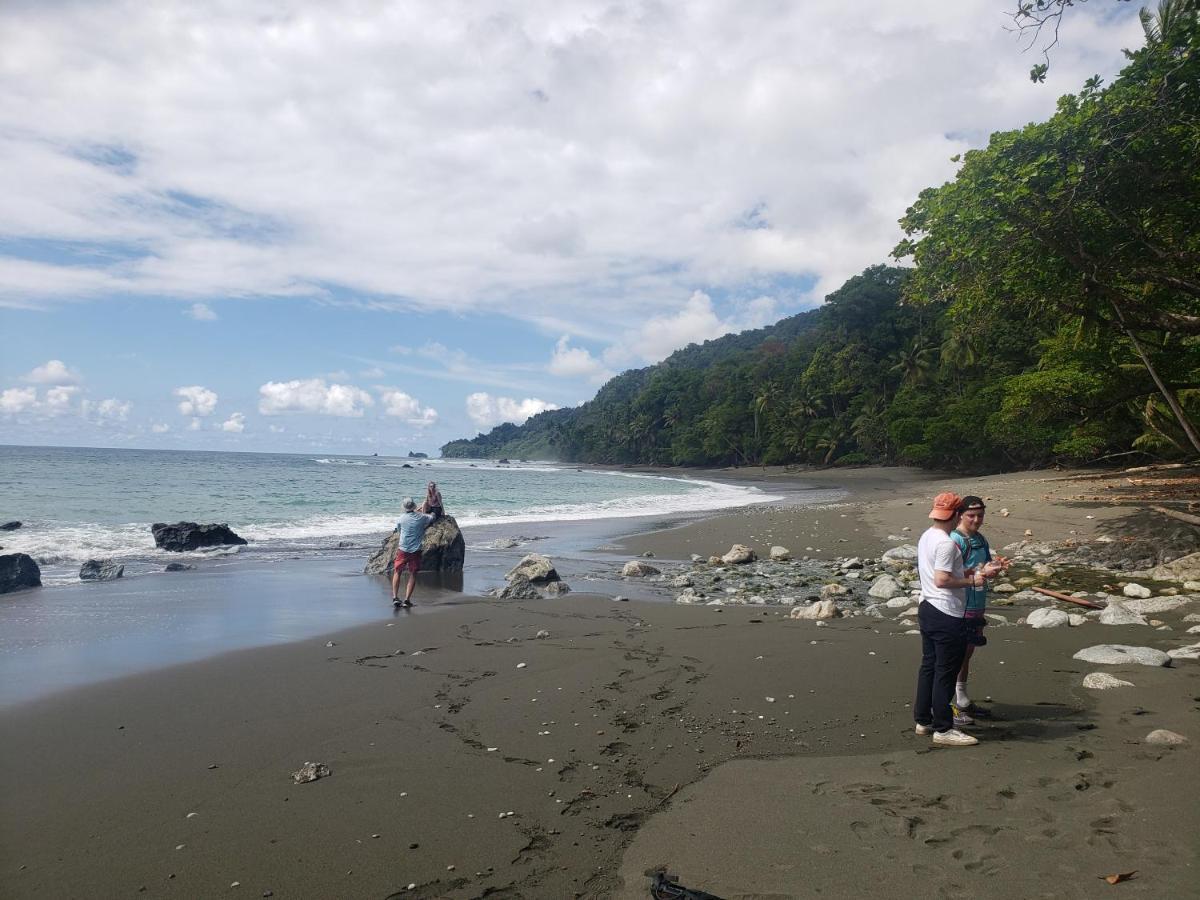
[1140,0,1197,48]
[889,338,936,388]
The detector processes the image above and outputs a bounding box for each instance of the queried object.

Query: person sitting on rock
[421,481,444,518]
[392,498,436,608]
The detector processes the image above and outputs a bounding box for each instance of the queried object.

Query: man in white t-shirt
[912,492,997,747]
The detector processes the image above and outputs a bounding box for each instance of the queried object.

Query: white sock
[955,681,970,708]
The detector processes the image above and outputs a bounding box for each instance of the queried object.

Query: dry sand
[2,465,1198,899]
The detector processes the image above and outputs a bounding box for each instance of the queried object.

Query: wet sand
[2,465,1198,899]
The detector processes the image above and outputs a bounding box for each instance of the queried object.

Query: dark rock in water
[151,522,247,552]
[498,458,511,464]
[364,515,466,575]
[165,562,195,572]
[1,521,22,531]
[80,559,124,581]
[401,463,413,468]
[0,553,41,594]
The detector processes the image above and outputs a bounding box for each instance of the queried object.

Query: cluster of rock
[363,515,466,575]
[151,522,247,552]
[493,553,571,599]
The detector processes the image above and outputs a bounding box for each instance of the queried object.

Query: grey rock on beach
[506,553,558,583]
[0,553,42,594]
[1098,602,1148,626]
[1144,729,1188,746]
[867,574,903,600]
[1072,644,1170,667]
[622,560,660,577]
[1082,672,1134,690]
[79,559,124,581]
[363,515,466,575]
[151,522,247,552]
[291,762,331,783]
[721,544,756,565]
[1027,607,1069,629]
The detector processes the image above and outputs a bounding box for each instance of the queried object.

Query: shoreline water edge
[1,461,1198,897]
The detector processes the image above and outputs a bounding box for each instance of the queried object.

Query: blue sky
[0,1,1142,453]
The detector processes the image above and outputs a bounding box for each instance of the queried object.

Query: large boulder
[1167,642,1200,661]
[363,515,466,575]
[880,545,918,567]
[0,553,41,594]
[1027,607,1069,629]
[80,559,124,581]
[505,553,558,583]
[1122,596,1190,615]
[0,520,22,531]
[498,576,542,600]
[789,599,840,620]
[867,574,904,600]
[151,522,247,552]
[1138,551,1200,584]
[721,544,757,565]
[622,560,660,577]
[1098,602,1148,626]
[1072,644,1170,667]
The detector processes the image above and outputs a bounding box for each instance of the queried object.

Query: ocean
[0,445,778,585]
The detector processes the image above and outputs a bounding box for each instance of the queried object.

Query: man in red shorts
[391,497,436,607]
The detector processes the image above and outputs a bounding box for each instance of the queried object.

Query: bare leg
[390,567,400,601]
[404,570,417,604]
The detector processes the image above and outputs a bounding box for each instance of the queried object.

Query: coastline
[2,464,1198,898]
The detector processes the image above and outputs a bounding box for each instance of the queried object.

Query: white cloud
[548,335,613,384]
[606,291,780,366]
[82,397,132,422]
[378,389,438,427]
[151,422,171,433]
[0,0,1142,338]
[188,417,202,430]
[221,411,246,432]
[258,378,373,417]
[268,423,285,433]
[187,301,218,320]
[43,384,80,416]
[174,385,218,417]
[23,359,81,385]
[0,386,37,414]
[465,392,558,429]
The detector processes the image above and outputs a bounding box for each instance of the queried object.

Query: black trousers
[914,600,969,732]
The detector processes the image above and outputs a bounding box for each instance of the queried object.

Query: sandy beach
[2,465,1198,899]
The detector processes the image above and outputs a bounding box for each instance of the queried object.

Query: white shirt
[918,525,966,617]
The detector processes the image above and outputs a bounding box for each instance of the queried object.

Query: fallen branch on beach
[1150,505,1200,528]
[1031,586,1103,609]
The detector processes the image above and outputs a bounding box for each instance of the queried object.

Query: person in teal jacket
[950,495,1006,726]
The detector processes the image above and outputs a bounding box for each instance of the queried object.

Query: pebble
[1144,729,1188,746]
[516,662,527,669]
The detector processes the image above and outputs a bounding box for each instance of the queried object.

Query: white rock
[1186,625,1200,634]
[1167,642,1200,661]
[1068,614,1087,627]
[535,629,550,639]
[1082,672,1134,690]
[789,599,840,620]
[675,588,699,605]
[1144,729,1189,746]
[1027,608,1069,629]
[1072,644,1170,667]
[622,560,660,577]
[292,762,331,784]
[1185,581,1200,592]
[1032,563,1056,577]
[1123,596,1189,615]
[880,545,918,567]
[769,546,791,561]
[820,583,848,599]
[722,544,756,565]
[993,582,1017,593]
[1184,613,1200,623]
[516,662,527,669]
[670,574,694,588]
[885,597,911,608]
[867,574,904,600]
[1098,602,1148,626]
[1000,508,1010,517]
[1122,583,1152,599]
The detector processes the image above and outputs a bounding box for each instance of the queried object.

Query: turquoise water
[0,445,777,583]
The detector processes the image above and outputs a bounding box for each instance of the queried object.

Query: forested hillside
[443,12,1200,471]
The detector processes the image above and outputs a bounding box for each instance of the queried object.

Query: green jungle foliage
[444,14,1200,471]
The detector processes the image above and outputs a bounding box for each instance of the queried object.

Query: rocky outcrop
[363,515,466,575]
[80,559,124,581]
[151,522,247,552]
[0,521,22,531]
[506,553,558,583]
[0,553,41,594]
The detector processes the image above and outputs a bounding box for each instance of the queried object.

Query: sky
[0,0,1144,454]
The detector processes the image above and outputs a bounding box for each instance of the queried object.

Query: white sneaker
[914,724,934,736]
[933,728,978,747]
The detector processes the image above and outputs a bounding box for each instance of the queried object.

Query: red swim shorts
[394,550,422,574]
